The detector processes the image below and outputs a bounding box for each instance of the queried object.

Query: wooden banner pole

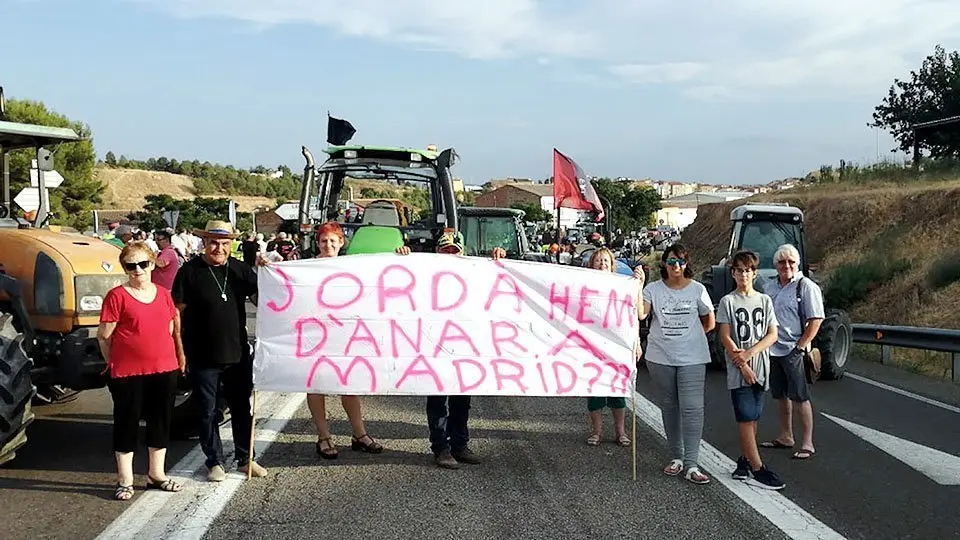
[632,389,638,481]
[247,390,257,480]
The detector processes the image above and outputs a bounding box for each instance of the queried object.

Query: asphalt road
[3,294,959,539]
[636,359,960,540]
[202,394,784,540]
[0,306,257,540]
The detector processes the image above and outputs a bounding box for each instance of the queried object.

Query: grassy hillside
[95,166,278,212]
[681,180,960,377]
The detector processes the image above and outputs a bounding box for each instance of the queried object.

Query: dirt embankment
[680,183,960,330]
[95,167,276,213]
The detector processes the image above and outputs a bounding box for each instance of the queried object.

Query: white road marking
[628,390,846,540]
[822,413,960,485]
[96,391,305,540]
[846,373,960,414]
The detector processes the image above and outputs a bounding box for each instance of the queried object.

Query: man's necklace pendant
[221,292,227,302]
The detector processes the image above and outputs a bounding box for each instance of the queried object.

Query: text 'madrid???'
[253,253,640,397]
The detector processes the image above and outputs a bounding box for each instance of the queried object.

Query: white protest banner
[253,253,639,397]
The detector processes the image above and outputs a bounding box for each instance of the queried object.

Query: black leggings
[108,370,178,453]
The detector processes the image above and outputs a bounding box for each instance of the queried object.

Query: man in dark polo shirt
[172,220,267,481]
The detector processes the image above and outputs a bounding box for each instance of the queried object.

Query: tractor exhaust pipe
[298,146,315,247]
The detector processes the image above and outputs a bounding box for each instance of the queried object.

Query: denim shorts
[730,384,765,423]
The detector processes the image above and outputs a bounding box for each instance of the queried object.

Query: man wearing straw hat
[172,220,267,481]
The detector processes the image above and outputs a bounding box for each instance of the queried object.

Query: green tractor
[458,207,549,262]
[701,203,852,380]
[298,145,460,254]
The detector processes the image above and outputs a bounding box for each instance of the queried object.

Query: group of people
[96,217,824,499]
[631,242,822,490]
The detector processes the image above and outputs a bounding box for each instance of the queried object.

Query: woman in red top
[97,242,186,501]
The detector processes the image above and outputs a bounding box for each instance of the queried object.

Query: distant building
[485,178,534,190]
[474,184,587,228]
[656,190,752,230]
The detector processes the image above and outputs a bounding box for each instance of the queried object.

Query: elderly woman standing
[585,247,645,447]
[308,222,384,459]
[640,243,715,484]
[97,242,185,501]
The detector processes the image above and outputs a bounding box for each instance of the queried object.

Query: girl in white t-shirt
[640,244,716,484]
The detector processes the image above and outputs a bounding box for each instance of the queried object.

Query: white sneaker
[207,465,226,482]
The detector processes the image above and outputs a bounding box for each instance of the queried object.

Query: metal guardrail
[852,324,960,383]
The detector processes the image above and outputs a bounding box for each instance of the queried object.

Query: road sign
[274,203,298,221]
[14,187,50,213]
[29,168,64,188]
[163,210,180,229]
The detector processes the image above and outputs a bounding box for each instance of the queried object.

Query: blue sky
[3,0,958,185]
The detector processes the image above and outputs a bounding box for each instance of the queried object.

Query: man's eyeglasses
[665,257,686,266]
[122,260,151,271]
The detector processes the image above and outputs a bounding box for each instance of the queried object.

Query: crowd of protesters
[97,216,824,498]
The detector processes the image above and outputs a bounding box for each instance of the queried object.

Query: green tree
[510,202,551,222]
[871,44,960,158]
[104,151,117,166]
[5,99,103,230]
[592,178,660,231]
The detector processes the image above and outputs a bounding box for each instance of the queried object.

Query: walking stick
[247,390,257,480]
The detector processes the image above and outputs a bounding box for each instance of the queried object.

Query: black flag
[327,114,356,145]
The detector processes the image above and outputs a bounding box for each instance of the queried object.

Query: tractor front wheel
[815,309,852,381]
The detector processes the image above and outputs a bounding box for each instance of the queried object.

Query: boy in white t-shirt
[716,250,785,490]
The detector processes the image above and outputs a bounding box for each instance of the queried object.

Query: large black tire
[0,315,37,465]
[815,309,852,381]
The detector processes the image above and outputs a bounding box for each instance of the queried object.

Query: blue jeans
[730,384,765,423]
[427,396,471,455]
[193,360,254,469]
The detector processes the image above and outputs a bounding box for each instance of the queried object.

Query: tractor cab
[707,203,805,305]
[458,206,548,262]
[297,145,459,256]
[0,115,128,391]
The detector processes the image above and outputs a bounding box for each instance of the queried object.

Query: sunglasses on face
[665,258,686,266]
[777,259,798,266]
[122,260,151,271]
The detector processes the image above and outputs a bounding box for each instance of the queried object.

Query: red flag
[553,149,604,221]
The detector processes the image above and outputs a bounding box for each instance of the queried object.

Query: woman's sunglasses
[122,260,151,271]
[665,257,686,266]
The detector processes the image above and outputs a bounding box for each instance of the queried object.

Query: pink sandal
[663,459,683,476]
[685,467,710,484]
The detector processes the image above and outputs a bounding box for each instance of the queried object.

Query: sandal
[114,484,134,501]
[792,449,816,460]
[760,439,793,449]
[616,434,631,447]
[316,437,339,460]
[146,476,183,492]
[685,467,711,485]
[663,459,683,476]
[351,433,384,454]
[586,433,601,446]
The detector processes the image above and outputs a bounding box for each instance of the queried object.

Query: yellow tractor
[0,115,127,464]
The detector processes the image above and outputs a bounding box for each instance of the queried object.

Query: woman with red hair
[308,221,384,459]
